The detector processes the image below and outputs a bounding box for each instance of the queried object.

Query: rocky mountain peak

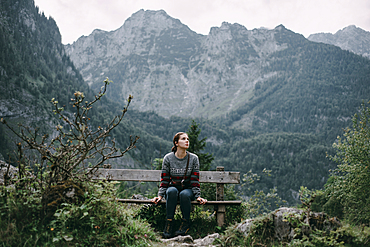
[120,9,183,36]
[209,22,248,35]
[274,24,287,31]
[206,22,235,49]
[338,25,359,34]
[65,9,199,73]
[308,25,370,59]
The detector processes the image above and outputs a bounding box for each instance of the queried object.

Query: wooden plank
[200,170,240,184]
[116,198,242,205]
[216,166,226,227]
[91,169,240,184]
[91,169,161,182]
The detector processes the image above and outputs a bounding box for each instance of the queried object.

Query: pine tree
[187,120,214,171]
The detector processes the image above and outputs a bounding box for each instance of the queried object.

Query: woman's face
[176,133,189,150]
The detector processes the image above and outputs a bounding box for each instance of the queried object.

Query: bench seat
[117,198,242,205]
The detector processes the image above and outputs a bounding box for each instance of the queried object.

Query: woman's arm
[190,153,202,199]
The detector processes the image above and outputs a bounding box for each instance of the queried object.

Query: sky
[33,0,370,45]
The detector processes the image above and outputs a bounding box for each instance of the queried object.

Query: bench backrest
[91,168,240,184]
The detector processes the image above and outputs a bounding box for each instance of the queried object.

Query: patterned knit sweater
[158,152,201,198]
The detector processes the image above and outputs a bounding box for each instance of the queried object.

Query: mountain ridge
[65,10,301,120]
[308,25,370,59]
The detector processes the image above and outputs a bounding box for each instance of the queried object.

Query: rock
[161,235,193,246]
[235,219,254,236]
[160,233,220,246]
[194,233,220,246]
[273,207,303,241]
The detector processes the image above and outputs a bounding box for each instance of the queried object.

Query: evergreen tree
[326,101,370,224]
[187,120,214,171]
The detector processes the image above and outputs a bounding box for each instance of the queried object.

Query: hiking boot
[163,219,174,239]
[174,218,191,236]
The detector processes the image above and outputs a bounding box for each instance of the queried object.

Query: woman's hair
[171,132,186,153]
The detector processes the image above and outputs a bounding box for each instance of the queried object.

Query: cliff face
[308,25,370,59]
[65,10,292,119]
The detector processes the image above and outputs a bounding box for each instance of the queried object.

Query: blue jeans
[165,187,195,221]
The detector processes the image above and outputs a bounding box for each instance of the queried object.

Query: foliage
[288,224,370,247]
[242,169,286,217]
[187,119,214,171]
[0,179,158,246]
[325,101,370,224]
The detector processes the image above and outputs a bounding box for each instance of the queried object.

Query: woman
[151,132,207,238]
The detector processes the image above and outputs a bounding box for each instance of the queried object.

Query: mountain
[65,10,296,119]
[66,10,370,141]
[308,25,370,59]
[0,0,89,158]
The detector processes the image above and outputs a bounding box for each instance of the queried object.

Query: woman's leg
[178,189,195,221]
[165,187,179,219]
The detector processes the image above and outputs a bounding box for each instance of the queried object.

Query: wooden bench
[91,166,241,226]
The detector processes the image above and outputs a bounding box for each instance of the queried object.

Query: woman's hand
[151,196,162,204]
[197,197,207,205]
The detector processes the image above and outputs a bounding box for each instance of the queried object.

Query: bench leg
[216,166,225,227]
[216,204,226,227]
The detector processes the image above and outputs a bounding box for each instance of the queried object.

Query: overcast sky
[34,0,370,45]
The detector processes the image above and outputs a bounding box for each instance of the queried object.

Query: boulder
[235,219,254,236]
[161,233,220,246]
[273,207,303,241]
[194,233,220,246]
[235,207,341,242]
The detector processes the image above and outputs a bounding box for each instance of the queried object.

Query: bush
[0,180,159,246]
[48,181,158,246]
